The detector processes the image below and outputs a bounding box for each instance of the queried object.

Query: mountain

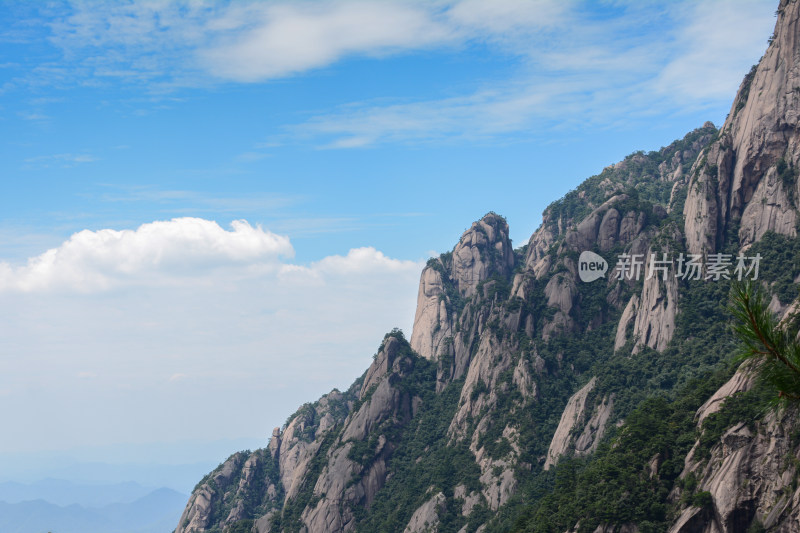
[175,1,800,532]
[0,479,155,507]
[0,487,186,533]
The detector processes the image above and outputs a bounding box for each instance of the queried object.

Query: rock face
[631,256,679,353]
[544,377,603,470]
[410,212,514,361]
[614,295,638,351]
[177,3,800,531]
[303,336,421,531]
[684,0,800,255]
[695,364,756,427]
[403,492,446,533]
[410,265,453,361]
[670,385,800,533]
[176,452,249,533]
[450,213,515,298]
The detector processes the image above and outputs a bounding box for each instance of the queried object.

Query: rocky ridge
[177,2,800,532]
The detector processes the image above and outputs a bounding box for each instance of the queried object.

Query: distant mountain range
[0,480,186,533]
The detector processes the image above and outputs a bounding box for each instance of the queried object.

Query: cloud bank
[0,218,293,292]
[0,218,424,452]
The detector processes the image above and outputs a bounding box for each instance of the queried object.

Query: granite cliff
[177,1,800,532]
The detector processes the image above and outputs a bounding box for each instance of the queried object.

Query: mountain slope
[177,1,800,532]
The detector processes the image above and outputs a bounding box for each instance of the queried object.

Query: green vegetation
[355,379,482,533]
[730,280,800,401]
[776,157,797,206]
[499,229,800,532]
[543,125,716,228]
[225,519,254,533]
[695,385,771,460]
[511,381,715,533]
[747,231,800,305]
[735,64,758,114]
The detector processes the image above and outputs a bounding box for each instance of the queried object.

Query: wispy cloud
[34,0,566,87]
[234,151,271,163]
[199,2,457,82]
[9,0,777,148]
[22,152,97,169]
[19,112,50,121]
[92,185,298,214]
[281,1,776,148]
[654,1,776,102]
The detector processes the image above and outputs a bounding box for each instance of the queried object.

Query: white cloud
[447,0,566,37]
[313,247,421,275]
[39,1,570,86]
[0,218,293,292]
[655,1,776,101]
[13,1,774,148]
[0,218,425,452]
[200,2,454,82]
[281,1,776,148]
[279,246,421,283]
[291,82,569,147]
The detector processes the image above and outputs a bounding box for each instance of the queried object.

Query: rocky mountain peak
[685,0,800,254]
[450,212,514,298]
[410,212,514,361]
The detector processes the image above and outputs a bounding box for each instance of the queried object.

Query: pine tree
[730,281,800,402]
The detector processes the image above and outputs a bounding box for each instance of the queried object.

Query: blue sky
[0,0,777,472]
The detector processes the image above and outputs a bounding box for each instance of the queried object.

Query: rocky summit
[177,1,800,532]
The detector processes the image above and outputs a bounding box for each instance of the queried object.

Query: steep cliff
[684,0,800,256]
[177,2,800,532]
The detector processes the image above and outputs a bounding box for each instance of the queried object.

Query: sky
[0,0,778,475]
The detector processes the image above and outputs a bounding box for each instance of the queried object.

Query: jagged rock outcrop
[614,295,639,351]
[631,256,679,353]
[403,492,446,533]
[173,333,425,533]
[276,389,349,503]
[176,453,247,533]
[410,265,454,361]
[671,387,800,532]
[296,334,420,532]
[450,213,515,298]
[573,394,614,457]
[454,484,482,517]
[684,0,800,256]
[411,213,514,361]
[447,332,539,509]
[542,272,578,339]
[695,364,756,427]
[544,377,598,470]
[541,380,613,472]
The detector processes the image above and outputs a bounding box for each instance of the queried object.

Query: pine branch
[730,281,800,401]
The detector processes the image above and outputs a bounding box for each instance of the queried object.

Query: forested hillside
[176,1,800,532]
